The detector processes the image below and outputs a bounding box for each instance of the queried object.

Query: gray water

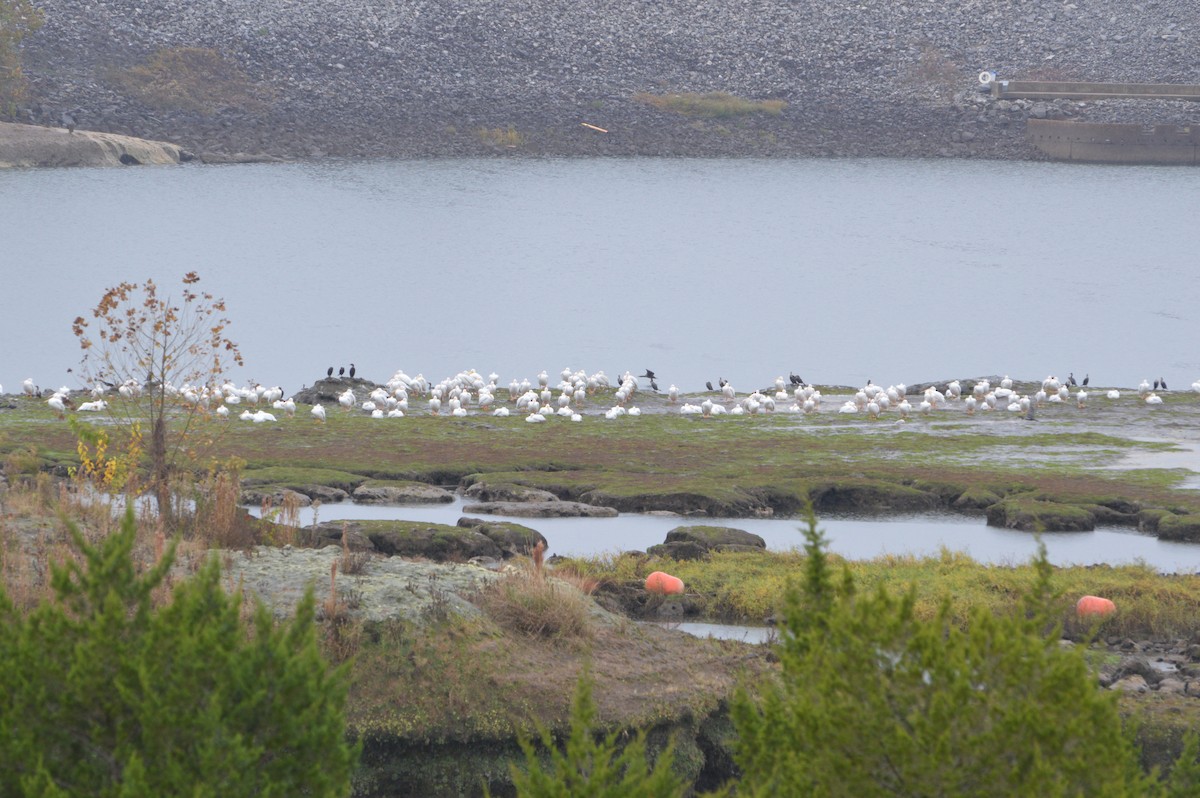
[249,499,1200,574]
[3,158,1200,394]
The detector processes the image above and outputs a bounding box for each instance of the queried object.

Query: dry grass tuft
[111,47,273,115]
[475,125,525,148]
[478,548,594,641]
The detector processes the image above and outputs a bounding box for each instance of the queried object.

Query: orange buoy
[1076,595,1117,618]
[645,571,685,595]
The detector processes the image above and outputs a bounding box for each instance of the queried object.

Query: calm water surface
[250,499,1200,574]
[3,158,1199,393]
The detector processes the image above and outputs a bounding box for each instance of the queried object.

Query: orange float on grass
[645,571,685,595]
[1076,595,1117,618]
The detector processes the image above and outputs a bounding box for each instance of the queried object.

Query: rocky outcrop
[301,519,504,562]
[17,0,1200,161]
[0,121,188,167]
[351,483,455,504]
[648,525,766,560]
[463,481,561,504]
[456,517,549,558]
[461,500,618,518]
[293,377,385,407]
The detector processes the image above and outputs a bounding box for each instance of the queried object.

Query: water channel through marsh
[247,497,1200,574]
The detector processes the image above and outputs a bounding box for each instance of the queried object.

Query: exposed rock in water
[302,519,506,561]
[351,483,455,504]
[648,524,766,560]
[457,517,549,558]
[463,481,561,503]
[0,121,188,168]
[461,500,618,518]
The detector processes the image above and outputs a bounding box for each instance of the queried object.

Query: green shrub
[0,505,358,796]
[730,510,1160,797]
[500,667,688,798]
[0,0,43,113]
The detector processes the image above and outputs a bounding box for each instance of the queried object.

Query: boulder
[665,525,766,550]
[647,541,710,561]
[352,483,455,504]
[456,517,549,558]
[299,525,377,552]
[461,501,617,518]
[463,482,560,503]
[239,487,313,507]
[293,376,386,406]
[305,520,501,561]
[297,484,352,503]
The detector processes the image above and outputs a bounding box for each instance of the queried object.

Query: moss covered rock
[1155,514,1200,543]
[305,520,502,561]
[456,517,548,558]
[985,497,1095,532]
[665,525,766,550]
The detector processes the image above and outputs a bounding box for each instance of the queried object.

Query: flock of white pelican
[3,370,1194,424]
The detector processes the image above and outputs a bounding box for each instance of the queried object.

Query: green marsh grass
[566,548,1200,639]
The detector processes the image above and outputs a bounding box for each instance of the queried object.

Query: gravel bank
[15,0,1200,160]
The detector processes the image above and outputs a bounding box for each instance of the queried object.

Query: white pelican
[570,413,582,422]
[1106,389,1120,400]
[23,378,36,396]
[525,412,546,423]
[701,398,714,417]
[216,405,230,418]
[964,396,977,416]
[1076,390,1087,408]
[47,394,66,418]
[1138,379,1152,398]
[493,407,511,417]
[668,385,679,403]
[429,397,441,415]
[311,404,326,422]
[1146,393,1164,405]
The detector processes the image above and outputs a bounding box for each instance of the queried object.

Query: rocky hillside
[15,0,1200,160]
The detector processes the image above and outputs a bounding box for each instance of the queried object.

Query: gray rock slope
[17,0,1200,159]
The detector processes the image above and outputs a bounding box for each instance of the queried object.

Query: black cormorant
[639,369,656,380]
[650,379,659,392]
[1161,377,1168,391]
[327,366,334,378]
[349,363,357,378]
[338,366,345,377]
[706,381,714,391]
[1068,373,1076,387]
[1082,374,1089,386]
